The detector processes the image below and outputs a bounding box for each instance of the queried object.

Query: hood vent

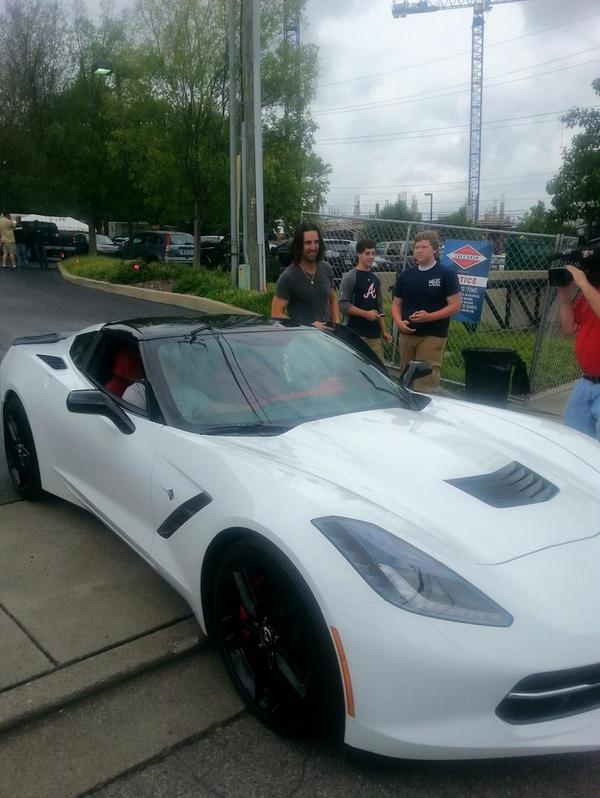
[445,461,558,508]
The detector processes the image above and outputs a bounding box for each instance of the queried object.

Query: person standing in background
[14,215,27,269]
[391,230,461,392]
[0,210,17,271]
[271,221,338,328]
[558,262,600,440]
[338,238,392,360]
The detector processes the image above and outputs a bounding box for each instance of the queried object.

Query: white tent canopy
[19,214,88,232]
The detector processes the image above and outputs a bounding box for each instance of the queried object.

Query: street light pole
[90,61,113,257]
[424,192,433,222]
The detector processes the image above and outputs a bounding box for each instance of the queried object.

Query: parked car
[323,239,393,284]
[273,238,392,282]
[120,231,194,265]
[111,236,129,247]
[272,237,293,271]
[376,240,414,270]
[199,235,231,267]
[72,233,122,257]
[20,221,77,264]
[3,315,600,759]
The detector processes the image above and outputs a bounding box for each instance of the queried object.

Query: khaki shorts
[2,242,16,257]
[398,333,447,392]
[362,337,384,360]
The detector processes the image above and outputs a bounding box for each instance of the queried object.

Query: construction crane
[392,0,529,222]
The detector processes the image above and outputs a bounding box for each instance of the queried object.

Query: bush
[63,256,273,316]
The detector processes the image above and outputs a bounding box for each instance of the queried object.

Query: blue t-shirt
[393,263,460,337]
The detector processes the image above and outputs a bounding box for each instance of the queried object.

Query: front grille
[445,461,558,508]
[496,663,600,724]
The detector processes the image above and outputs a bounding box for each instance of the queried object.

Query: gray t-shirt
[274,261,334,325]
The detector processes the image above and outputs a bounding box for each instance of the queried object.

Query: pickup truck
[20,221,77,264]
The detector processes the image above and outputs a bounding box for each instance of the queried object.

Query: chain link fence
[301,211,579,398]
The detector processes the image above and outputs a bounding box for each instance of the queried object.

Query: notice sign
[441,239,492,323]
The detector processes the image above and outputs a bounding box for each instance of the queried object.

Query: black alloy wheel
[3,397,43,500]
[212,538,344,738]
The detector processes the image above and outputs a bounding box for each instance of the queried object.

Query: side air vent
[445,461,558,508]
[157,492,213,539]
[496,663,600,724]
[36,354,67,370]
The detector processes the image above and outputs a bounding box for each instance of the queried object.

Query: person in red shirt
[558,263,600,440]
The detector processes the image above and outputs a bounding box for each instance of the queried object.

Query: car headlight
[312,517,512,627]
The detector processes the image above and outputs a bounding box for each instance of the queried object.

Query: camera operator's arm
[558,285,577,336]
[566,265,600,319]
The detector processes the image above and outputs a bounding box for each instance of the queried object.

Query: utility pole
[240,0,266,290]
[228,0,239,287]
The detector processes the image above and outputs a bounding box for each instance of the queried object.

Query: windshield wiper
[359,369,402,398]
[200,423,292,436]
[182,324,212,340]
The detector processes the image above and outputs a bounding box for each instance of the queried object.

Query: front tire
[3,397,43,500]
[212,538,344,739]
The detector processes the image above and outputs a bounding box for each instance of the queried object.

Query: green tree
[517,200,566,235]
[134,0,230,263]
[375,198,422,222]
[442,206,469,227]
[0,0,71,210]
[547,78,600,228]
[261,1,330,230]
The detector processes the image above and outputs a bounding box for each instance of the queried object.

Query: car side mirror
[401,360,433,389]
[66,389,136,435]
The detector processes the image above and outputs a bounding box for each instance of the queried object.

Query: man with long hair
[271,221,338,328]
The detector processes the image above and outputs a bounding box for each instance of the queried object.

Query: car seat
[105,345,144,398]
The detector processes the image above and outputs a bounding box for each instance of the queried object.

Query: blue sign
[441,239,492,324]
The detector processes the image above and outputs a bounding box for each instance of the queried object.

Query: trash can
[462,348,518,408]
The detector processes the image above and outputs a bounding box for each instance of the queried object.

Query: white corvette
[2,316,600,760]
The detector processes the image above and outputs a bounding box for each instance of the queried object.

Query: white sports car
[2,316,600,760]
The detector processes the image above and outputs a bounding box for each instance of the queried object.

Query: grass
[63,256,273,316]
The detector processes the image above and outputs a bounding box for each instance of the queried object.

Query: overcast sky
[304,0,600,220]
[86,0,600,222]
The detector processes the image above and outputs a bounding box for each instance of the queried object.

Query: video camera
[547,224,600,287]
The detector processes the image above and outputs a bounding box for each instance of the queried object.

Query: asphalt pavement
[0,262,589,798]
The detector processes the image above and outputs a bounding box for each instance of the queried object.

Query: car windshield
[169,233,194,245]
[96,235,114,245]
[150,329,414,434]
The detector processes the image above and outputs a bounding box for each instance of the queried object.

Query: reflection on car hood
[228,399,600,565]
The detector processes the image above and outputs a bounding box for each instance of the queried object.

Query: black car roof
[102,315,307,340]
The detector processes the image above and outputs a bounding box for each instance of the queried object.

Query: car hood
[227,400,600,565]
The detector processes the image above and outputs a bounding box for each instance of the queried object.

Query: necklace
[299,265,317,285]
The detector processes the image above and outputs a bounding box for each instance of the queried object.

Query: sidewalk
[0,498,203,735]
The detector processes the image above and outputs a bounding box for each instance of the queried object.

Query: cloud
[304,0,600,219]
[523,0,599,25]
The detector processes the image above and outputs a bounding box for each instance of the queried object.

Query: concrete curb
[58,262,258,316]
[0,617,204,735]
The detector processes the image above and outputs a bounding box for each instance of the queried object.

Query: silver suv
[121,231,194,264]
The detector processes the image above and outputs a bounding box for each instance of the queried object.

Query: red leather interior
[105,345,144,397]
